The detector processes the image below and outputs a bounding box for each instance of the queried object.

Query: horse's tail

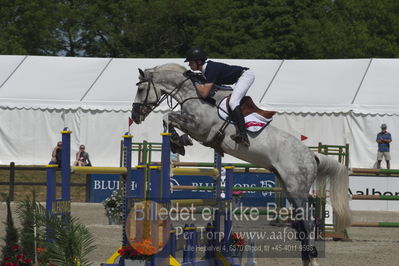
[315,153,351,231]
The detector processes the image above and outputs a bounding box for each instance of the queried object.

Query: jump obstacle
[105,131,249,266]
[45,129,399,264]
[45,129,136,217]
[320,156,399,238]
[47,129,262,266]
[45,129,72,219]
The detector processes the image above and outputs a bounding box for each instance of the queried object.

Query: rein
[138,74,217,111]
[137,70,231,155]
[137,76,190,111]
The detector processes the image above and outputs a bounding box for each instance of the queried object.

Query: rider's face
[188,61,200,71]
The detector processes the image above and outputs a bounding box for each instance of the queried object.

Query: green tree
[191,0,300,59]
[81,0,194,57]
[54,0,88,56]
[297,0,399,58]
[0,0,60,55]
[1,0,399,58]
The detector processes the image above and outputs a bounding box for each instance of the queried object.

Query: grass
[0,166,88,202]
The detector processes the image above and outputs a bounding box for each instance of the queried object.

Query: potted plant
[118,240,155,266]
[103,190,123,225]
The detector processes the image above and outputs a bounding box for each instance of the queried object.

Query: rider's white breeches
[229,69,255,110]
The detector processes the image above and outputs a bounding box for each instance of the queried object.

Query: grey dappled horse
[131,63,351,266]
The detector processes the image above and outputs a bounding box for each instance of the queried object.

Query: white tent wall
[1,56,399,167]
[2,108,396,168]
[259,59,371,113]
[0,107,226,166]
[272,113,348,148]
[347,113,398,168]
[0,107,80,165]
[272,112,399,169]
[76,109,130,166]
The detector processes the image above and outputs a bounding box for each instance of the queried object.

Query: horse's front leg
[163,112,193,155]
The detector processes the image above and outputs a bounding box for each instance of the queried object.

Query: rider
[184,47,254,147]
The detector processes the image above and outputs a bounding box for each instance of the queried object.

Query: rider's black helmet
[184,47,207,62]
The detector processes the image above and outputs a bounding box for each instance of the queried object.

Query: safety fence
[0,163,88,201]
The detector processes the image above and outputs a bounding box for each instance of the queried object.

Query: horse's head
[132,64,187,124]
[132,68,161,124]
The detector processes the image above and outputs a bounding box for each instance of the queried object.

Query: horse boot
[230,106,250,147]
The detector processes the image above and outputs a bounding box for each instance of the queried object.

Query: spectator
[74,145,92,166]
[50,141,62,167]
[376,123,392,169]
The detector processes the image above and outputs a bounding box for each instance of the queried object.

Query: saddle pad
[217,97,272,133]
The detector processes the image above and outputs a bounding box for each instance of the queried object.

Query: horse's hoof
[310,258,319,266]
[170,142,179,154]
[303,256,319,266]
[180,134,193,146]
[170,132,181,143]
[176,145,185,156]
[170,142,185,155]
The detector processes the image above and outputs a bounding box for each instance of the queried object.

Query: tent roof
[0,56,398,114]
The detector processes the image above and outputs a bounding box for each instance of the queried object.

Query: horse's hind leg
[275,169,318,266]
[290,196,319,266]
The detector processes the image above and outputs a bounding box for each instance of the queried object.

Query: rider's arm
[195,82,213,98]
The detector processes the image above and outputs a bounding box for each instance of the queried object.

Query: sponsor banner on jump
[89,172,277,206]
[89,174,121,202]
[170,171,277,206]
[349,175,399,211]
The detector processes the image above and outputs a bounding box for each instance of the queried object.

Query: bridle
[134,72,204,113]
[135,77,163,111]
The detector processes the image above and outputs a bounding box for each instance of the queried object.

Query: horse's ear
[138,68,145,78]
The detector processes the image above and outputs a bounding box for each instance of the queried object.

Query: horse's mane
[153,63,186,73]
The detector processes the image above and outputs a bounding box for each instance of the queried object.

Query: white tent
[0,56,398,168]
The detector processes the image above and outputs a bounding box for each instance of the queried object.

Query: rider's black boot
[230,106,250,147]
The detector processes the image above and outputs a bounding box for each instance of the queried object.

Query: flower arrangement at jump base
[232,190,244,208]
[232,191,244,197]
[3,245,32,266]
[228,233,246,257]
[117,240,156,262]
[103,190,123,224]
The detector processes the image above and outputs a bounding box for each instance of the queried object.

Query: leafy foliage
[1,193,96,266]
[1,197,19,265]
[16,196,38,264]
[34,203,97,266]
[0,0,399,58]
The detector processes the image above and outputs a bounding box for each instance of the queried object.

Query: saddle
[227,96,276,120]
[205,95,275,155]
